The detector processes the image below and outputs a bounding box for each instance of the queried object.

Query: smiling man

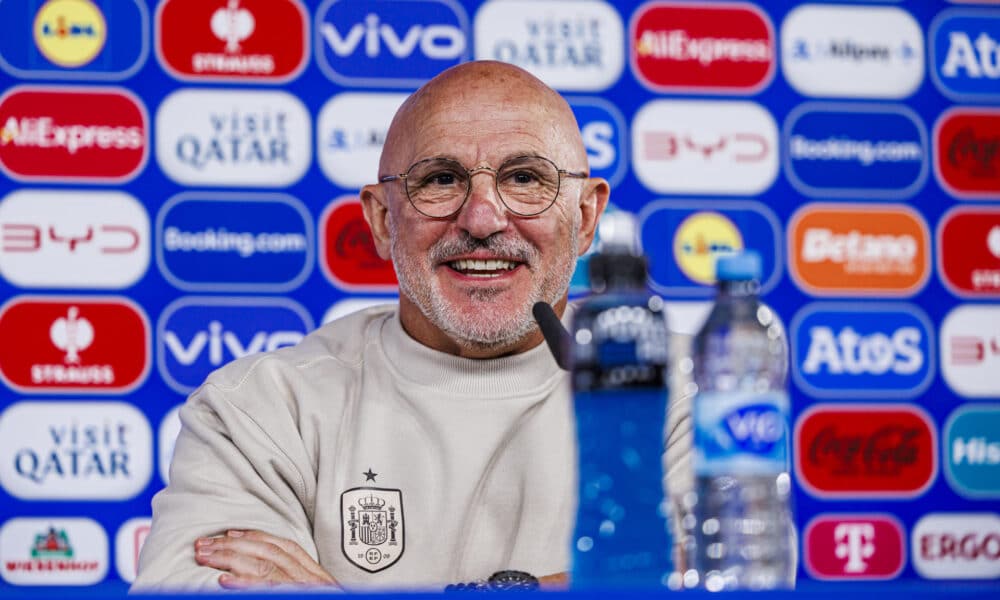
[132,61,609,592]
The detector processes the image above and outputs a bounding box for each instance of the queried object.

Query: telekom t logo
[834,523,876,573]
[805,515,904,580]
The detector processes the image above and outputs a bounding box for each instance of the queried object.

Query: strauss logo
[210,0,255,54]
[50,306,94,364]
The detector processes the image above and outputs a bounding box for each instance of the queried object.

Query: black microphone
[532,301,571,371]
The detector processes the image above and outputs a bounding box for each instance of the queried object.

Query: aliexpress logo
[788,203,929,296]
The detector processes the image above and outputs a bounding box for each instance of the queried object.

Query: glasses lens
[496,156,560,215]
[405,158,469,217]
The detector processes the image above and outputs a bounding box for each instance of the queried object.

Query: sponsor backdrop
[0,0,997,591]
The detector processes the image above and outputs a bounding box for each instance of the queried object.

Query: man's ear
[359,184,393,260]
[576,177,610,256]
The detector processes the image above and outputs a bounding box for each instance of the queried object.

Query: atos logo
[157,297,313,395]
[0,401,152,501]
[570,97,626,188]
[0,517,108,586]
[317,93,407,189]
[0,0,147,80]
[788,203,930,297]
[156,193,313,293]
[784,103,928,198]
[794,404,938,498]
[0,296,150,394]
[913,513,1000,580]
[639,200,781,297]
[0,86,148,182]
[933,107,1000,199]
[804,515,905,580]
[0,190,149,289]
[945,405,1000,498]
[155,89,310,188]
[791,303,934,398]
[315,0,469,87]
[781,5,923,99]
[474,0,624,92]
[156,0,308,82]
[320,197,398,292]
[931,10,1000,101]
[115,517,151,584]
[630,2,775,94]
[941,305,1000,398]
[632,100,778,195]
[938,207,1000,297]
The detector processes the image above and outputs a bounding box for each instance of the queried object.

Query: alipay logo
[315,0,469,87]
[791,303,934,398]
[931,10,1000,101]
[317,92,407,189]
[157,297,313,394]
[570,97,626,188]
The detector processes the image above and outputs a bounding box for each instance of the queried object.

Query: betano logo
[474,0,624,92]
[33,0,106,68]
[156,0,308,82]
[0,296,150,394]
[937,206,1000,297]
[630,1,775,94]
[0,517,108,585]
[794,403,938,499]
[788,203,930,297]
[781,5,923,98]
[315,0,469,87]
[320,197,397,292]
[933,107,1000,199]
[930,9,1000,101]
[673,211,744,285]
[941,305,1000,398]
[912,513,1000,580]
[0,86,148,182]
[804,514,905,580]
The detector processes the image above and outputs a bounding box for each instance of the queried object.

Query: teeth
[450,259,518,272]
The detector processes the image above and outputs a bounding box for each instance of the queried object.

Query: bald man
[132,61,609,592]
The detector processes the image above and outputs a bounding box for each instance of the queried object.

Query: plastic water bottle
[688,251,795,590]
[569,212,673,588]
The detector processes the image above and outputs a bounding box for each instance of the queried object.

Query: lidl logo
[781,5,923,99]
[941,305,1000,398]
[944,405,1000,498]
[784,103,928,198]
[931,9,1000,101]
[157,296,313,394]
[315,0,469,87]
[788,203,930,297]
[794,404,937,498]
[570,98,626,188]
[804,514,905,580]
[0,189,149,289]
[639,200,781,297]
[320,197,397,292]
[474,0,624,92]
[0,0,147,80]
[937,206,1000,297]
[632,100,778,195]
[156,0,308,82]
[0,518,108,585]
[0,296,150,394]
[912,513,1000,580]
[317,93,407,190]
[791,303,934,398]
[630,2,775,93]
[933,107,1000,199]
[156,193,313,292]
[0,86,148,182]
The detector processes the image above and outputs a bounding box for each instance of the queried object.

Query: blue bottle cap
[716,250,762,281]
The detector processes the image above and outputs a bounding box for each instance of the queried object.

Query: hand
[194,529,338,589]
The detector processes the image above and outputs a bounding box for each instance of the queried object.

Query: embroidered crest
[341,483,404,572]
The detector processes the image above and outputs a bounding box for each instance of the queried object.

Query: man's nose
[455,169,509,238]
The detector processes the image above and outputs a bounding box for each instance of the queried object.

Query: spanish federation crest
[341,486,404,572]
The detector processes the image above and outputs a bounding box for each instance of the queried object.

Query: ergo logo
[912,513,1000,580]
[630,2,775,94]
[933,107,1000,199]
[804,514,905,580]
[937,206,1000,297]
[320,196,398,292]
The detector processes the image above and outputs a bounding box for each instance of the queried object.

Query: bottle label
[693,391,790,476]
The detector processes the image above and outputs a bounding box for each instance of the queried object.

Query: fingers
[234,530,335,583]
[538,571,570,590]
[193,530,337,589]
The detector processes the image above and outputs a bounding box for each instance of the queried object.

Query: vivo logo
[156,297,313,394]
[322,13,464,59]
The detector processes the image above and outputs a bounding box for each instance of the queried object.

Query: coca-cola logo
[795,404,937,498]
[335,218,382,266]
[935,108,1000,198]
[319,196,397,292]
[947,127,999,177]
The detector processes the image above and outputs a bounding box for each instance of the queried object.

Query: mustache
[429,231,537,265]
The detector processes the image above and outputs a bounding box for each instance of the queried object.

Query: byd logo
[0,297,150,394]
[794,404,938,498]
[941,305,1000,398]
[791,303,934,398]
[0,86,148,182]
[315,0,469,87]
[804,514,905,580]
[934,107,1000,199]
[631,2,775,93]
[912,513,1000,580]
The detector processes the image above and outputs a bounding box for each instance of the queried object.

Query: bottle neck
[716,278,760,300]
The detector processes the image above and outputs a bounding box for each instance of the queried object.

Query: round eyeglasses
[379,155,588,218]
